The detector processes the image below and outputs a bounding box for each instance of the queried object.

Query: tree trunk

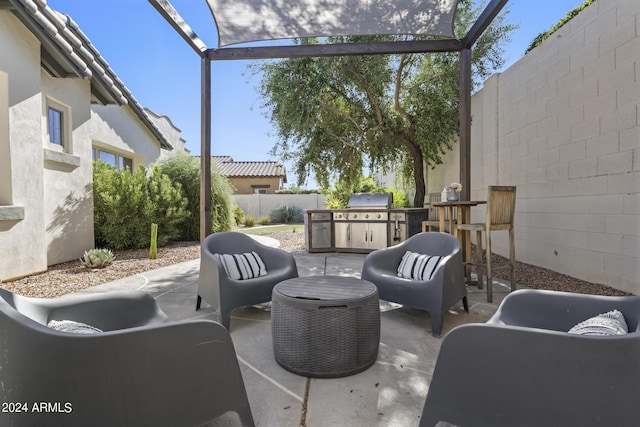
[412,150,426,207]
[397,134,427,207]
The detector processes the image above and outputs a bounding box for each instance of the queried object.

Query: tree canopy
[253,0,516,206]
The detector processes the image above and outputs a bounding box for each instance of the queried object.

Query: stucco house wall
[429,0,640,293]
[41,70,94,267]
[91,105,163,168]
[230,176,284,194]
[0,4,186,282]
[145,108,188,157]
[0,11,48,279]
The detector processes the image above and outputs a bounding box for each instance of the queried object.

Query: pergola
[148,0,508,240]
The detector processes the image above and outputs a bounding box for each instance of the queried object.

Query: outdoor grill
[305,193,430,254]
[333,193,392,251]
[333,192,393,221]
[346,192,393,209]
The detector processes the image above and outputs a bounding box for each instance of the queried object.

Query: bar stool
[422,192,457,232]
[422,192,442,231]
[456,186,516,302]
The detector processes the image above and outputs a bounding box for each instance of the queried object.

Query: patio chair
[361,232,468,337]
[197,231,299,329]
[421,192,442,232]
[420,289,640,427]
[0,288,255,427]
[456,185,517,302]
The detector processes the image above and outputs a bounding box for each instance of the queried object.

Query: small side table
[271,276,380,378]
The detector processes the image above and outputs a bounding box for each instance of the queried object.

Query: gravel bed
[1,230,629,298]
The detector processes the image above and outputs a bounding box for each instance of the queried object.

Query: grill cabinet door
[368,222,388,249]
[334,222,350,249]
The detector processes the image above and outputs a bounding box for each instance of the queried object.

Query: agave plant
[80,248,115,269]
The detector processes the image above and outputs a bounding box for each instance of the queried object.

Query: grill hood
[347,193,393,209]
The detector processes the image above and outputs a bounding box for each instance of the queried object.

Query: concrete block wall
[462,0,640,293]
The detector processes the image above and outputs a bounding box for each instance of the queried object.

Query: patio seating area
[73,243,516,426]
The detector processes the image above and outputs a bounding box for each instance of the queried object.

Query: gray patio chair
[361,232,468,337]
[0,288,255,427]
[420,289,640,427]
[197,231,299,329]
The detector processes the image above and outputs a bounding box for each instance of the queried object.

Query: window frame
[47,106,63,146]
[45,97,72,151]
[92,148,134,172]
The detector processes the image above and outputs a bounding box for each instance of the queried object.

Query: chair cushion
[397,251,442,281]
[216,251,268,280]
[48,319,103,334]
[568,309,628,336]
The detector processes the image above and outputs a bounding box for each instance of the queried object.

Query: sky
[47,0,588,189]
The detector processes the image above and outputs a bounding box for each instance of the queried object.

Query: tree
[254,0,516,206]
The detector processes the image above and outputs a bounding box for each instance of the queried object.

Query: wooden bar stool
[456,186,517,302]
[422,192,443,232]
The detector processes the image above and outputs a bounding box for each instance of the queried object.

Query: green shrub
[156,152,200,240]
[259,216,270,225]
[157,153,236,237]
[210,162,236,233]
[270,205,304,224]
[324,175,408,208]
[92,161,189,250]
[243,216,256,227]
[234,205,245,226]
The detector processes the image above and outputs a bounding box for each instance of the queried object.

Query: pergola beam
[148,0,207,56]
[207,38,465,61]
[462,0,509,48]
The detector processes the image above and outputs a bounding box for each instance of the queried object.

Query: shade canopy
[206,0,460,47]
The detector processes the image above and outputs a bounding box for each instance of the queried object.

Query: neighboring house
[0,0,185,282]
[213,156,287,194]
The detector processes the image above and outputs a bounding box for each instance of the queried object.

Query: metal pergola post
[459,48,472,202]
[200,56,212,240]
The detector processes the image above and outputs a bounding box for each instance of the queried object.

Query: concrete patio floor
[75,249,517,427]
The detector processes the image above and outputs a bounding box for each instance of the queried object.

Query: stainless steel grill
[346,192,393,209]
[305,192,429,254]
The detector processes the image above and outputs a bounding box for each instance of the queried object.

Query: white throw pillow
[397,251,442,281]
[568,309,628,336]
[216,251,268,280]
[48,319,103,334]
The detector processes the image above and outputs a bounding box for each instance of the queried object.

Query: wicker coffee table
[271,275,380,378]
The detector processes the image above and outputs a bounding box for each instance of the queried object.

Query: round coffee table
[271,275,380,378]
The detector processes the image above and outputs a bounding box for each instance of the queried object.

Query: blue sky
[48,0,587,188]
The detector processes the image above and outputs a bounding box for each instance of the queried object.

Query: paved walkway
[76,251,516,426]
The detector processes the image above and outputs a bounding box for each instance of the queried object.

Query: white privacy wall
[459,0,640,293]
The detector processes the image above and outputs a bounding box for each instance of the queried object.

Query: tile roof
[212,156,287,182]
[7,0,173,150]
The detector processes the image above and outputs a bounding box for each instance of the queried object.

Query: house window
[119,156,133,171]
[93,148,133,172]
[45,98,71,150]
[252,184,270,194]
[47,107,63,146]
